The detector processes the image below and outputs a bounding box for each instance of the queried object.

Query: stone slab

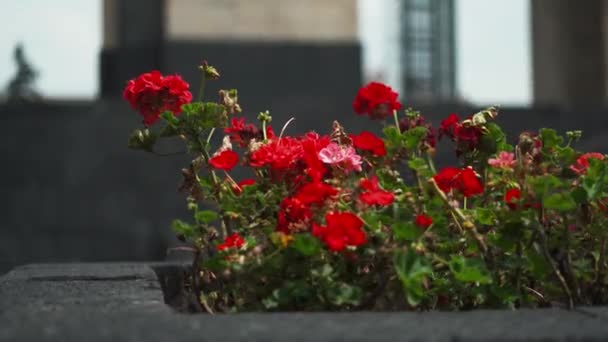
[2,263,608,342]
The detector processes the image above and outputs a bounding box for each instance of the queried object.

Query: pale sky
[0,0,531,106]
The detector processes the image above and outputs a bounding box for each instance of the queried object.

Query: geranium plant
[124,61,608,313]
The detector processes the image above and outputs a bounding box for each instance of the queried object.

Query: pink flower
[570,152,605,175]
[488,151,516,169]
[318,143,362,172]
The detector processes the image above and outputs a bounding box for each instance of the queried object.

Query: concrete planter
[1,263,608,341]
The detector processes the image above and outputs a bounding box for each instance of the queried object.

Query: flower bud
[199,60,220,80]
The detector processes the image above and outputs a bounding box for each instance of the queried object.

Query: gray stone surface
[2,263,608,341]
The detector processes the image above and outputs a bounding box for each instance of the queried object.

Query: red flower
[570,152,605,175]
[438,113,460,139]
[351,131,386,156]
[353,82,402,119]
[249,137,304,170]
[209,150,239,170]
[232,179,256,195]
[359,176,395,206]
[415,214,433,229]
[438,113,483,154]
[432,167,461,194]
[123,71,192,126]
[433,167,484,197]
[456,167,484,197]
[217,233,245,251]
[312,212,366,252]
[504,188,521,210]
[224,117,261,147]
[300,133,331,181]
[276,197,313,233]
[296,181,338,205]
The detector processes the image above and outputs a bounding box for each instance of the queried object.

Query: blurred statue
[5,43,41,103]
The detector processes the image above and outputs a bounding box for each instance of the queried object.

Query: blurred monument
[5,43,40,103]
[100,0,361,130]
[532,0,608,108]
[400,0,456,103]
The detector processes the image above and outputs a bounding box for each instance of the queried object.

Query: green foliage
[394,249,432,306]
[291,233,322,256]
[125,62,608,313]
[393,222,423,241]
[195,210,219,224]
[449,256,492,284]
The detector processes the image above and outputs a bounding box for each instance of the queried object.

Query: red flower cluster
[415,214,433,229]
[353,82,402,119]
[570,152,605,175]
[312,212,366,252]
[209,150,239,171]
[504,188,521,210]
[217,233,245,251]
[249,137,304,170]
[123,71,192,126]
[433,166,484,197]
[359,176,394,206]
[438,113,483,154]
[351,131,386,156]
[398,115,437,148]
[277,180,338,233]
[224,117,275,148]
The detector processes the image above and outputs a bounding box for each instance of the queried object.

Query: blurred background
[0,0,606,274]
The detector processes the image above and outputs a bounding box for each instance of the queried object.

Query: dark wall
[0,100,189,274]
[162,41,362,133]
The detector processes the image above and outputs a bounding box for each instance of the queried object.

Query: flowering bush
[125,62,608,313]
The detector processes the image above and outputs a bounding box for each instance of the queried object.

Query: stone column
[531,0,605,108]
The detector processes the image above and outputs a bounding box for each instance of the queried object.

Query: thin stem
[262,120,268,142]
[197,73,206,102]
[206,128,216,145]
[426,152,437,174]
[429,178,491,261]
[393,110,401,134]
[534,223,574,309]
[514,240,523,305]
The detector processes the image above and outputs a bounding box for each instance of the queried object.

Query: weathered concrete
[2,263,608,341]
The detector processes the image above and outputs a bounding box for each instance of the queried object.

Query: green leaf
[394,249,432,306]
[403,126,429,150]
[393,222,423,241]
[171,219,194,238]
[571,187,588,204]
[527,175,564,197]
[182,102,228,129]
[383,126,401,142]
[539,128,564,149]
[326,283,363,306]
[475,208,496,225]
[160,110,179,126]
[127,129,157,152]
[407,157,428,172]
[195,210,219,224]
[449,256,492,284]
[543,193,576,212]
[291,233,322,256]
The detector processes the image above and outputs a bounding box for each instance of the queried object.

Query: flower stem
[197,73,207,102]
[429,178,491,261]
[393,110,401,134]
[262,120,268,142]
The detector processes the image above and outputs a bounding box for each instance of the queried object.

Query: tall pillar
[531,0,605,108]
[100,0,165,97]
